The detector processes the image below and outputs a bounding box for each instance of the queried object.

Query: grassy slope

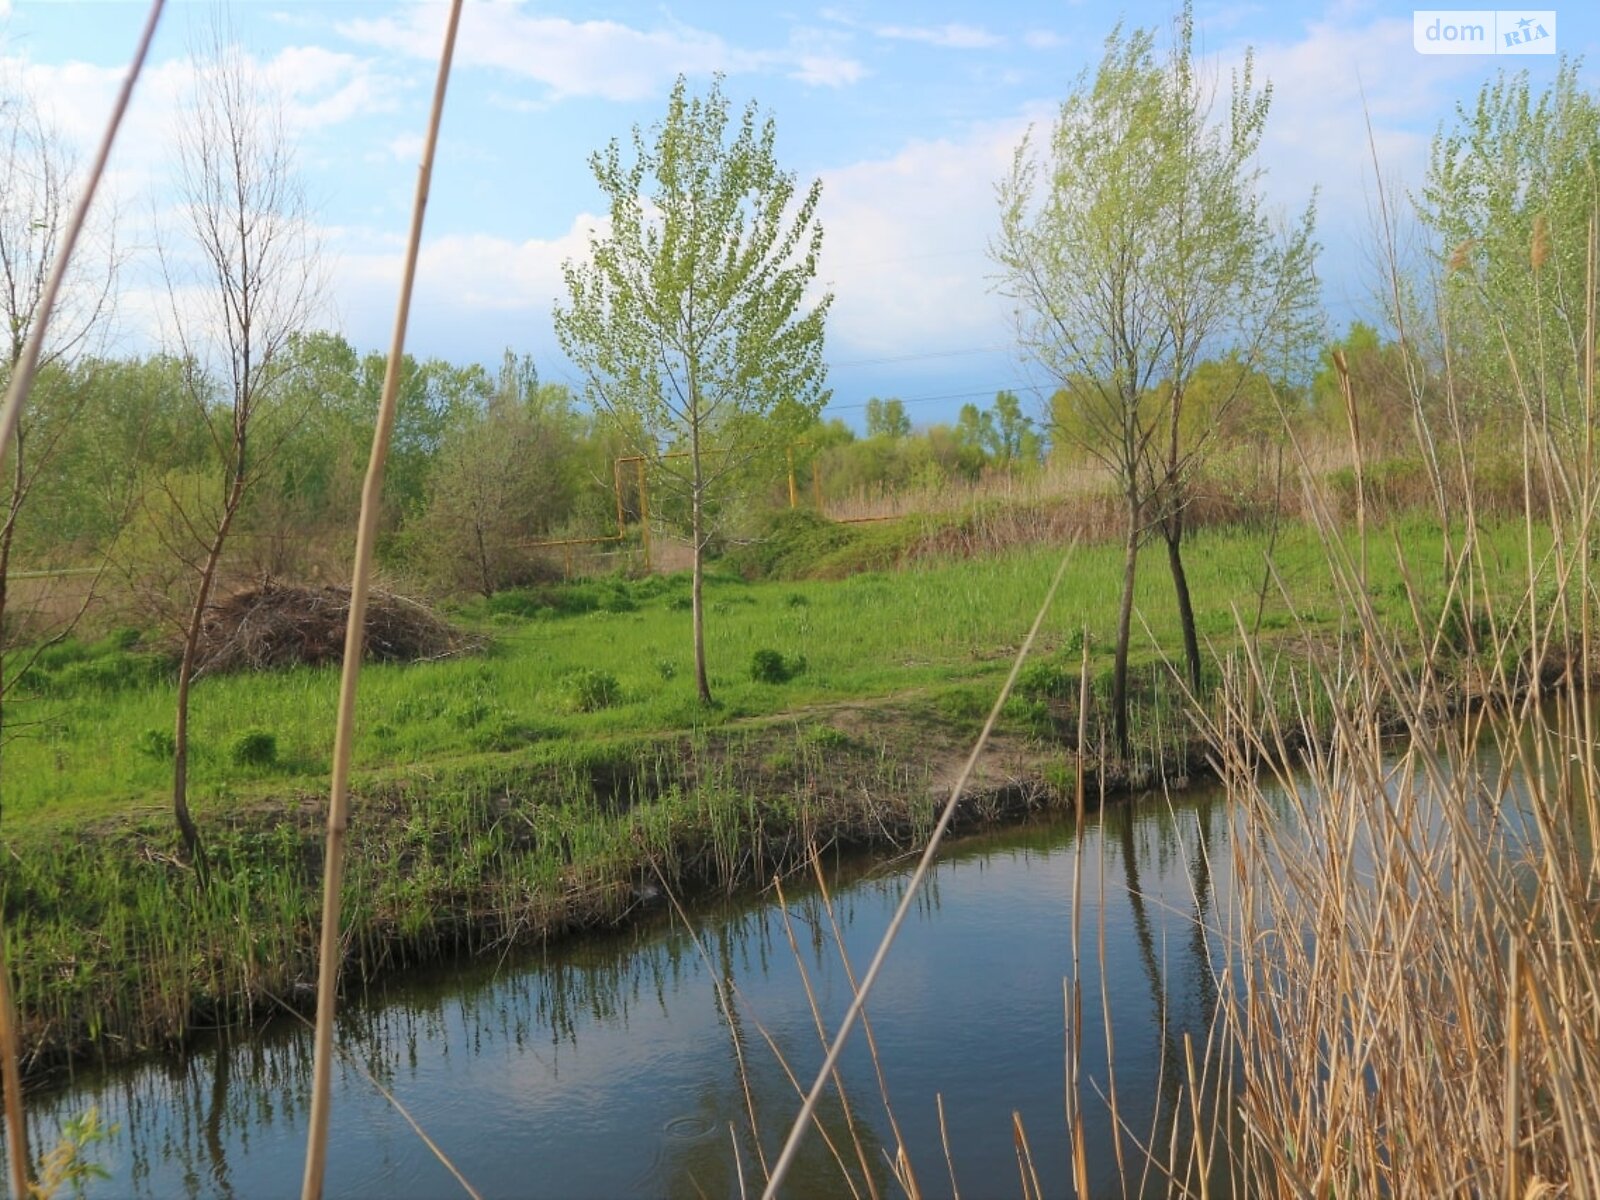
[6,515,1516,831]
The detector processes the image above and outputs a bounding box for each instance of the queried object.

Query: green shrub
[95,627,144,652]
[1016,658,1076,700]
[935,687,991,723]
[750,648,805,684]
[448,700,493,729]
[725,509,860,580]
[229,729,278,768]
[32,639,90,672]
[564,669,622,712]
[805,725,850,750]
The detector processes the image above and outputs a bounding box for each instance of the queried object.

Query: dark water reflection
[17,787,1240,1198]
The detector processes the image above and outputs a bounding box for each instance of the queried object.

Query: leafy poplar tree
[556,75,831,705]
[993,5,1316,752]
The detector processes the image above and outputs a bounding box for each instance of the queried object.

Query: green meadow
[7,515,1521,830]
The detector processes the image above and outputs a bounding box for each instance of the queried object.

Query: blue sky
[2,0,1596,428]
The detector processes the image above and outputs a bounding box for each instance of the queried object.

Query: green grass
[3,517,1540,831]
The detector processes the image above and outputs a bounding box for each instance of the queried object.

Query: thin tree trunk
[172,468,246,878]
[0,927,29,1200]
[0,429,21,817]
[691,480,711,706]
[1163,377,1202,695]
[475,520,492,598]
[1113,497,1139,760]
[1164,509,1202,693]
[689,376,712,705]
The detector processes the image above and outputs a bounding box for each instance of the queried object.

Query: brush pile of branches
[195,581,475,674]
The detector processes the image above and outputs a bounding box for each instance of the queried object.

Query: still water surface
[27,788,1237,1197]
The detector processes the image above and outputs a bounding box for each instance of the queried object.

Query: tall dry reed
[1168,164,1600,1196]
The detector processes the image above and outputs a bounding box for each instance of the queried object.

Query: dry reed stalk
[1192,478,1600,1198]
[1010,1111,1044,1200]
[808,859,920,1199]
[650,864,774,1189]
[935,1093,960,1200]
[772,873,878,1200]
[760,549,1073,1198]
[1331,347,1366,587]
[300,4,462,1197]
[1065,631,1091,1198]
[731,1124,749,1200]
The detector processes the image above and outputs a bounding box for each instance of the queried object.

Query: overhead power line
[826,344,1010,370]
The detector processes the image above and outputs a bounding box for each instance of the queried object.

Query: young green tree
[556,75,831,705]
[993,6,1316,750]
[864,396,910,439]
[1422,58,1600,503]
[411,363,584,597]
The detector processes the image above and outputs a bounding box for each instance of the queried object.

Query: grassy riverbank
[1,515,1551,1073]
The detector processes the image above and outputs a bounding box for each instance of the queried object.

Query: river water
[18,785,1240,1197]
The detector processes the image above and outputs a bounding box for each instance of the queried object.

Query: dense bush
[229,729,279,767]
[750,648,806,684]
[563,669,622,712]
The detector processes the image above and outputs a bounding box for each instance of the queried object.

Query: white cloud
[1214,15,1488,314]
[343,4,867,99]
[1237,19,1478,209]
[4,40,394,184]
[384,132,425,163]
[791,54,867,88]
[265,44,400,128]
[336,213,606,327]
[339,4,760,102]
[875,23,1003,50]
[1023,30,1068,50]
[816,119,1027,356]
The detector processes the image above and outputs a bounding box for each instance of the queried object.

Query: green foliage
[0,518,1546,828]
[555,75,831,474]
[750,648,806,684]
[995,2,1317,474]
[726,509,859,580]
[1422,59,1600,436]
[135,728,176,761]
[32,1105,117,1199]
[1016,658,1077,701]
[16,637,169,698]
[555,74,833,702]
[864,397,911,439]
[1308,322,1425,452]
[564,669,623,713]
[406,367,590,597]
[804,724,851,750]
[229,729,279,768]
